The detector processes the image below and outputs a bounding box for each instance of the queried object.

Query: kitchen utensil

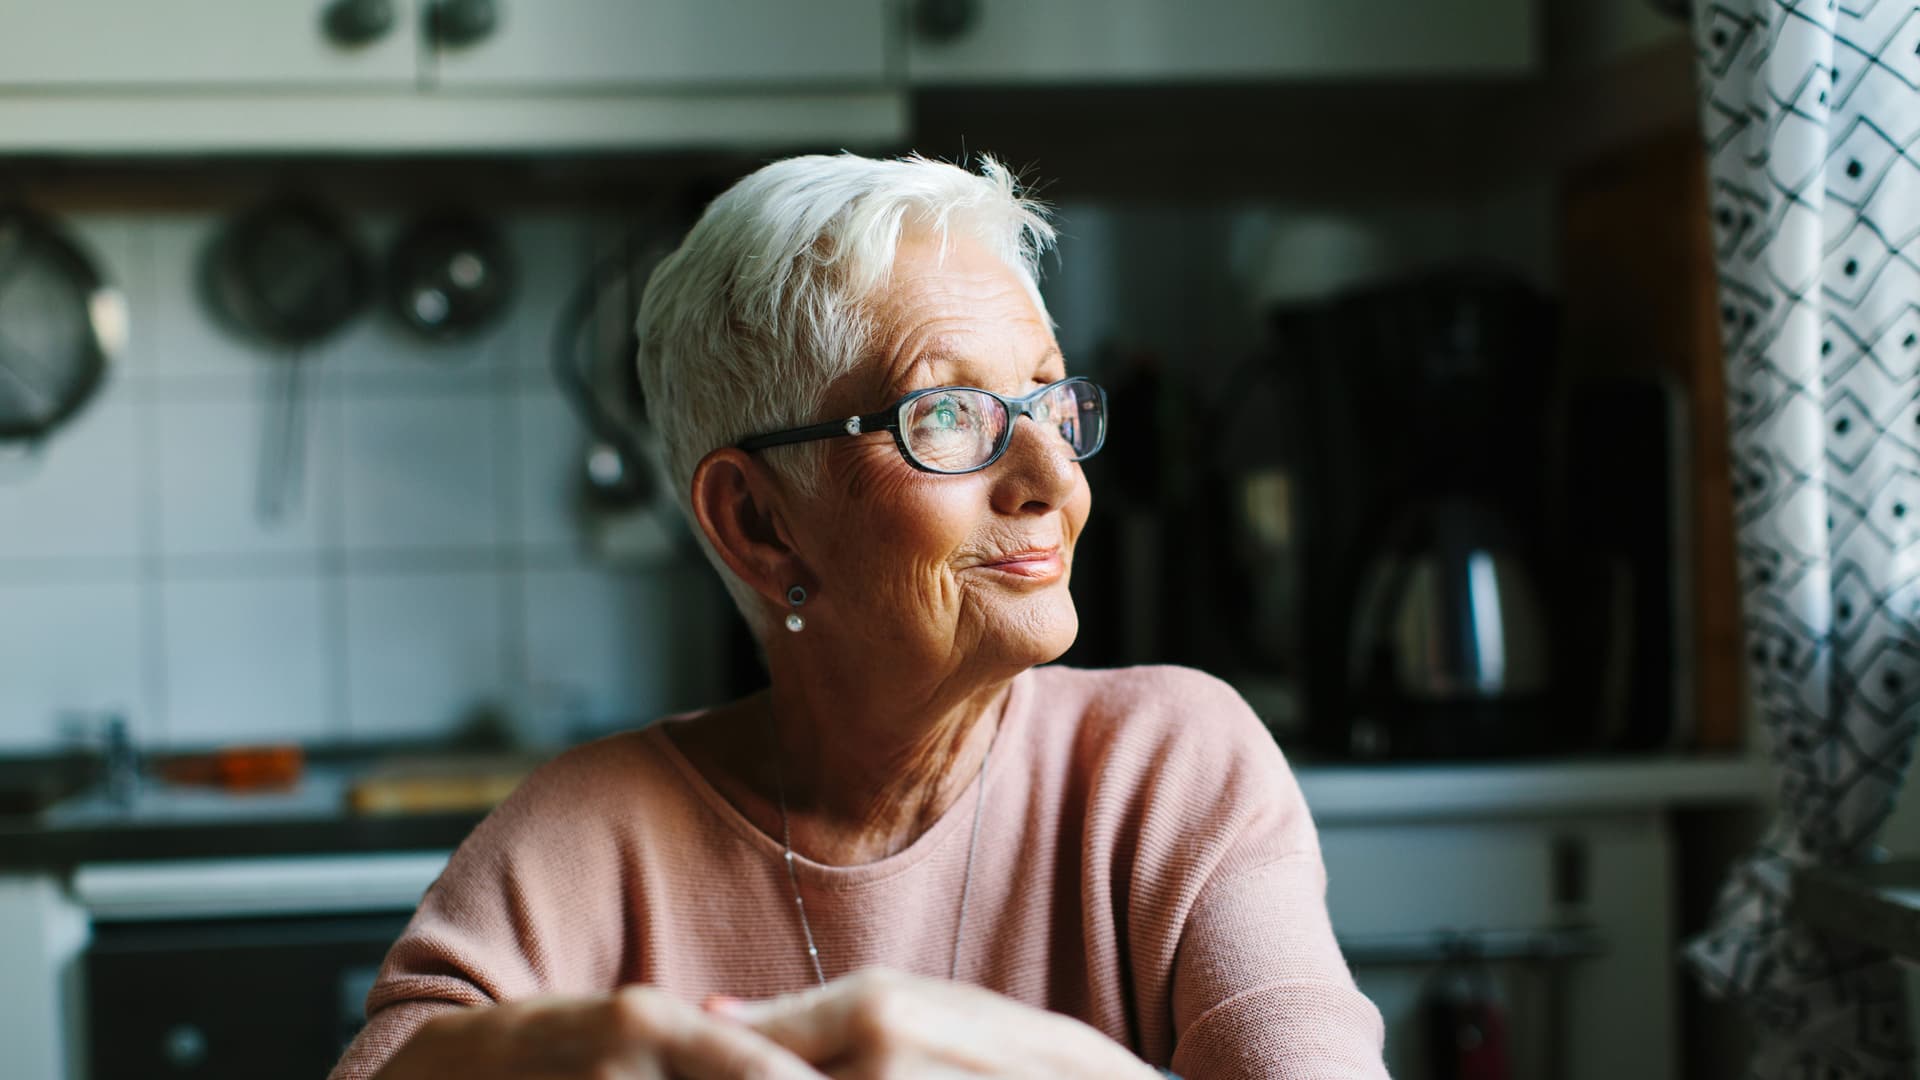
[0,204,126,444]
[1421,938,1515,1080]
[202,198,370,522]
[551,219,678,510]
[385,211,515,342]
[154,745,305,791]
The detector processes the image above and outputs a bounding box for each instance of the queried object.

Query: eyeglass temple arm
[736,409,895,453]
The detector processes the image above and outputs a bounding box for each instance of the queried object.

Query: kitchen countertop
[1795,860,1920,962]
[0,750,1777,871]
[1294,752,1775,823]
[0,762,487,870]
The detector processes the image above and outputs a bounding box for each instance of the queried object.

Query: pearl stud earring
[785,585,807,632]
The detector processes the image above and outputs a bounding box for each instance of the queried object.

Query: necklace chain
[773,722,997,988]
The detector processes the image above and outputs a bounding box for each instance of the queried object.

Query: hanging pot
[550,219,676,511]
[385,211,515,343]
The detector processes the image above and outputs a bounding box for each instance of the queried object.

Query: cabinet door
[906,0,1536,84]
[1319,817,1678,1080]
[429,0,891,89]
[0,0,418,87]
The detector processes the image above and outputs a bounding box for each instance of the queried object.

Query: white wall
[0,209,727,752]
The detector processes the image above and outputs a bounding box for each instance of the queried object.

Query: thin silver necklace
[772,719,998,987]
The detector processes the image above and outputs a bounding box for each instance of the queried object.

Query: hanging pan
[201,197,371,522]
[0,204,127,448]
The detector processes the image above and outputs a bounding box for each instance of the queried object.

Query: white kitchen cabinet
[427,0,893,89]
[905,0,1539,85]
[1321,814,1678,1080]
[0,0,904,152]
[1297,756,1777,1080]
[0,0,418,88]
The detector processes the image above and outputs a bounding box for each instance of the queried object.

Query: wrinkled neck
[757,646,1013,861]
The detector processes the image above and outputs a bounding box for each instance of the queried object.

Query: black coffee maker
[1213,267,1571,759]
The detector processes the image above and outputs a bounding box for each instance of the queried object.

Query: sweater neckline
[647,666,1032,889]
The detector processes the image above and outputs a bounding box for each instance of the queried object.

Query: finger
[709,982,867,1064]
[635,994,828,1080]
[713,971,912,1065]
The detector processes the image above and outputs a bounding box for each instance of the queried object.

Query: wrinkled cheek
[918,564,967,628]
[857,552,963,634]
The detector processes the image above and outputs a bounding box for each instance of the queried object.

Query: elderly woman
[331,154,1385,1080]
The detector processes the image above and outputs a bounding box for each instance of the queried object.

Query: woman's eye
[921,395,970,432]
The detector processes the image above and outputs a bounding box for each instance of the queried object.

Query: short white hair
[635,152,1056,635]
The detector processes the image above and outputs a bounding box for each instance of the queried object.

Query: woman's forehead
[841,231,1059,400]
[864,329,1061,401]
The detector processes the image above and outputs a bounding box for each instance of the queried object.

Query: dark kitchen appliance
[1556,371,1690,751]
[1222,268,1572,759]
[87,912,410,1079]
[0,204,126,444]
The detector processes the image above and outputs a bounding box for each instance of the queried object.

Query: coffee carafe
[1346,497,1554,758]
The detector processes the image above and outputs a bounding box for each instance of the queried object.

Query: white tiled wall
[0,209,728,752]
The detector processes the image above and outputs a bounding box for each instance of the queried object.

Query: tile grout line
[127,217,173,750]
[321,386,353,746]
[498,325,532,727]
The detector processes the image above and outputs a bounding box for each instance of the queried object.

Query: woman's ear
[689,447,807,605]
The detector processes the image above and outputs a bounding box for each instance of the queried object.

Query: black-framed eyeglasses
[736,376,1108,475]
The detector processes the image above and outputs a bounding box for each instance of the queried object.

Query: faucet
[101,712,140,807]
[60,709,140,807]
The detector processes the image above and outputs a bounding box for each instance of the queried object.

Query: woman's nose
[991,415,1078,515]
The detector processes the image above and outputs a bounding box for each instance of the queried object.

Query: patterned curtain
[1682,2,1920,1076]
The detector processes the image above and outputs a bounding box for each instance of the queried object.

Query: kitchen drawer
[1320,814,1678,1080]
[1321,822,1566,937]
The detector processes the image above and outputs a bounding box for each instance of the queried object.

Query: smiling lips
[974,546,1066,581]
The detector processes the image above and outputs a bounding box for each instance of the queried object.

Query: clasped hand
[377,968,1157,1080]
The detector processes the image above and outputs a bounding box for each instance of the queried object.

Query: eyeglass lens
[900,381,1104,473]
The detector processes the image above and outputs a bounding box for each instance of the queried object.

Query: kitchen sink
[39,764,352,827]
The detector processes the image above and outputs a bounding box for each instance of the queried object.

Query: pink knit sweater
[329,664,1386,1079]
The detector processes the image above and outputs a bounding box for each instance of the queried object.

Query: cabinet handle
[430,0,500,48]
[914,0,978,42]
[321,0,396,47]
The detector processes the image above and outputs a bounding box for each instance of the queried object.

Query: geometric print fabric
[1685,3,1920,1077]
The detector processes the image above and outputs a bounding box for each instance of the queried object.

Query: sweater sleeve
[326,740,639,1080]
[1104,667,1386,1080]
[1168,855,1387,1079]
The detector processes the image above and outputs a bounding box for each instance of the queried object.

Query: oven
[74,853,446,1080]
